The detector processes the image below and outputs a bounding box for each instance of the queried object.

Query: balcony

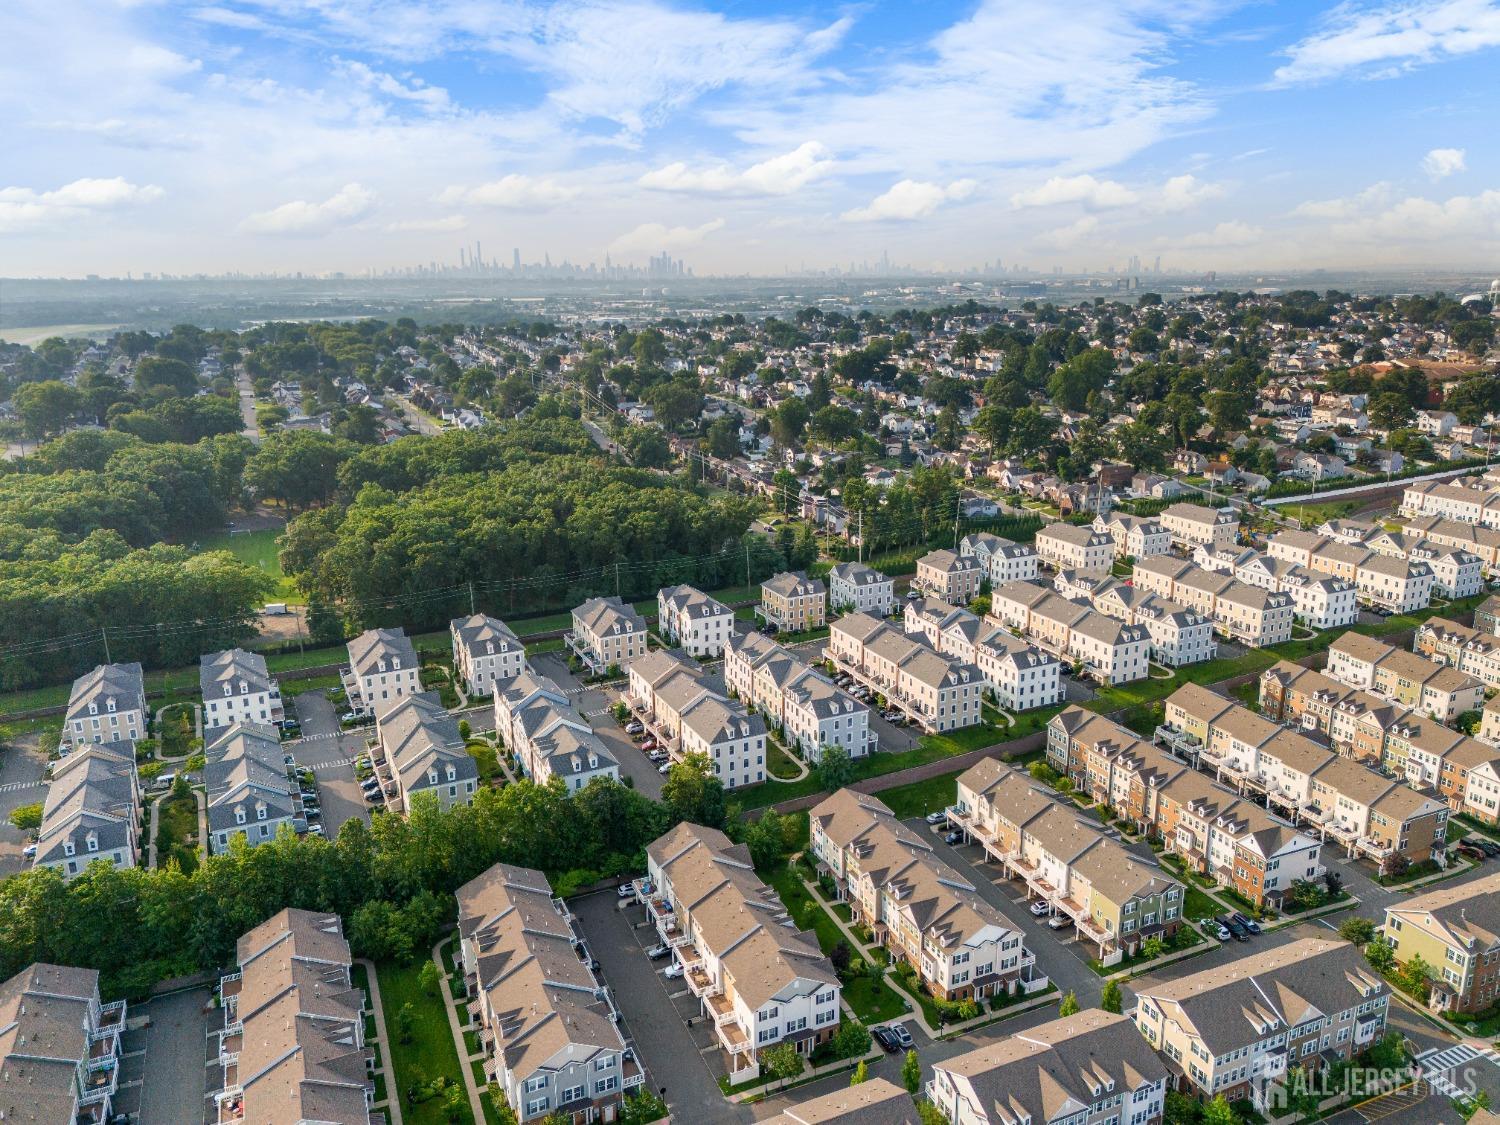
[1355,1016,1382,1045]
[707,992,737,1027]
[716,1018,750,1055]
[686,964,717,999]
[1253,1049,1288,1079]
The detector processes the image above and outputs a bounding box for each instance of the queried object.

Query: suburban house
[1092,584,1218,667]
[568,596,648,674]
[928,1011,1169,1125]
[827,561,896,617]
[33,740,141,881]
[915,549,986,604]
[1416,617,1500,692]
[642,823,841,1084]
[213,909,373,1125]
[492,670,619,791]
[810,789,1043,1004]
[1035,524,1114,577]
[0,963,126,1123]
[1381,872,1500,1014]
[343,627,421,716]
[723,631,875,761]
[758,571,828,633]
[1132,558,1294,647]
[1325,632,1484,722]
[986,582,1152,684]
[375,691,479,812]
[1268,532,1435,614]
[828,613,985,732]
[1161,503,1240,551]
[205,722,301,853]
[450,614,526,697]
[457,863,635,1121]
[1133,939,1387,1112]
[62,662,146,750]
[199,648,283,736]
[902,599,1063,710]
[657,584,735,657]
[627,650,768,788]
[960,532,1040,585]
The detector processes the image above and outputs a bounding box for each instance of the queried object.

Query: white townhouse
[343,627,421,715]
[643,823,842,1083]
[1280,568,1360,630]
[449,614,526,697]
[724,632,875,762]
[828,613,985,732]
[376,691,479,812]
[204,722,300,854]
[1355,553,1434,614]
[494,670,619,792]
[1034,523,1113,577]
[33,741,141,880]
[1068,614,1152,684]
[1409,542,1484,599]
[1161,502,1240,550]
[960,532,1040,584]
[62,662,146,750]
[628,650,768,788]
[1093,585,1217,667]
[200,648,283,735]
[569,596,648,673]
[827,561,896,616]
[973,629,1064,712]
[1093,512,1171,559]
[656,584,735,657]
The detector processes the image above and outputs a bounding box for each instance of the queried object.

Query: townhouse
[1134,939,1388,1111]
[759,571,828,632]
[986,582,1151,684]
[828,613,985,732]
[1326,632,1484,722]
[1046,708,1187,830]
[1478,594,1500,635]
[929,1011,1169,1125]
[765,1077,915,1125]
[343,627,421,716]
[952,761,1184,963]
[0,963,126,1124]
[492,669,620,791]
[1161,502,1240,551]
[33,740,141,881]
[1131,558,1293,647]
[1417,617,1500,691]
[457,863,635,1120]
[568,596,648,673]
[213,909,373,1125]
[902,599,1062,710]
[449,613,526,696]
[657,583,735,657]
[1400,478,1500,527]
[200,648,283,736]
[1382,872,1500,1014]
[1092,584,1217,667]
[1093,511,1172,559]
[959,531,1039,585]
[643,823,840,1082]
[723,632,875,761]
[627,649,768,787]
[1401,516,1500,576]
[62,662,146,750]
[827,561,896,616]
[1409,541,1484,599]
[375,691,479,812]
[811,789,1041,1003]
[1267,532,1435,613]
[1221,549,1360,630]
[1035,524,1114,577]
[916,548,986,604]
[205,722,301,853]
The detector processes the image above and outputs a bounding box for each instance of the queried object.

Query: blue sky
[2,0,1498,276]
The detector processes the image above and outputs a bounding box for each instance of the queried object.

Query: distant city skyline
[5,1,1500,278]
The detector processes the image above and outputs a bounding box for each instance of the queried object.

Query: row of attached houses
[810,789,1045,1004]
[62,662,146,750]
[1093,511,1172,560]
[724,631,875,761]
[988,581,1153,683]
[205,722,303,854]
[0,963,127,1124]
[915,548,986,605]
[1400,478,1500,527]
[451,613,527,696]
[657,584,736,657]
[457,863,636,1122]
[902,598,1064,711]
[1306,522,1485,600]
[1131,558,1296,647]
[1160,503,1240,551]
[1192,546,1360,630]
[1259,660,1500,826]
[1162,682,1449,873]
[1048,705,1325,909]
[494,669,621,791]
[1399,516,1500,577]
[627,650,768,788]
[1268,532,1445,610]
[33,740,141,882]
[827,561,896,617]
[827,612,986,731]
[951,759,1186,964]
[374,691,480,812]
[569,596,649,674]
[642,823,841,1084]
[1087,581,1219,667]
[959,531,1040,586]
[1382,871,1500,1015]
[1416,616,1500,692]
[200,648,283,737]
[1034,524,1116,577]
[1324,631,1485,722]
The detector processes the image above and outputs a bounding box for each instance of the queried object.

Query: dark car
[873,1026,899,1053]
[1220,915,1249,941]
[889,1023,915,1050]
[1457,844,1485,862]
[1231,911,1261,935]
[943,830,963,846]
[1475,839,1500,858]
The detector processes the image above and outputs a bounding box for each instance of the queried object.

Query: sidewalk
[356,957,403,1125]
[431,937,487,1125]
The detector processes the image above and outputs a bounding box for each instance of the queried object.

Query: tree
[244,431,354,510]
[14,380,81,439]
[661,755,726,829]
[744,808,789,871]
[763,1042,804,1084]
[1364,937,1395,972]
[1398,952,1433,1002]
[1281,1065,1321,1121]
[1057,990,1080,1017]
[443,1082,467,1123]
[706,416,741,459]
[1100,979,1122,1014]
[1369,392,1414,433]
[1164,1090,1202,1125]
[830,940,852,976]
[917,1104,952,1125]
[644,380,703,431]
[902,1048,922,1094]
[770,397,810,448]
[419,959,441,997]
[1141,936,1165,960]
[620,1089,668,1125]
[816,745,855,791]
[1201,1094,1237,1125]
[831,1019,872,1060]
[394,1001,415,1043]
[850,1059,868,1085]
[134,356,199,397]
[8,803,42,832]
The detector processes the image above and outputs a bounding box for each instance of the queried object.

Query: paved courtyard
[0,739,47,876]
[114,986,215,1125]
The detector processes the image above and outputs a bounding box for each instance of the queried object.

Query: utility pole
[745,543,751,589]
[857,510,863,565]
[468,581,476,616]
[953,508,961,550]
[101,626,111,664]
[615,562,621,597]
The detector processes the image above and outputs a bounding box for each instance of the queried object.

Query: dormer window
[223,685,232,697]
[256,805,267,820]
[392,657,401,670]
[428,769,438,785]
[236,808,246,824]
[64,841,75,856]
[445,765,456,781]
[86,834,98,852]
[106,699,115,712]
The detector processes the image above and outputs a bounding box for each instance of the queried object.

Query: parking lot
[114,986,215,1125]
[0,739,48,876]
[285,691,374,838]
[529,653,666,798]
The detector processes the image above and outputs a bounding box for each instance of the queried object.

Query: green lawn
[1183,887,1222,922]
[734,735,989,810]
[877,772,962,820]
[375,959,475,1125]
[466,742,503,783]
[154,790,199,874]
[841,970,912,1024]
[765,863,845,956]
[765,734,804,780]
[192,527,299,601]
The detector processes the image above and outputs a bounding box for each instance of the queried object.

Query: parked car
[943,830,963,846]
[307,823,325,836]
[639,739,657,752]
[340,711,359,722]
[1231,911,1261,935]
[646,944,670,960]
[617,884,636,900]
[1207,920,1231,941]
[658,763,672,775]
[303,809,321,823]
[625,721,644,734]
[924,810,948,825]
[283,752,297,767]
[889,1023,915,1050]
[355,755,371,769]
[1219,916,1248,941]
[21,843,36,859]
[662,963,684,980]
[1047,914,1072,931]
[1029,900,1050,918]
[1474,839,1500,858]
[873,1026,899,1053]
[1457,844,1486,862]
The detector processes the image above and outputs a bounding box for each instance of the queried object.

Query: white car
[924,810,947,825]
[1028,900,1050,918]
[22,843,37,859]
[1047,914,1072,931]
[662,963,684,979]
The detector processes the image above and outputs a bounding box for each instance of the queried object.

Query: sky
[3,0,1500,278]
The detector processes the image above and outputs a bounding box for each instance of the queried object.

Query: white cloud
[1422,147,1467,178]
[1292,182,1396,219]
[1036,215,1101,249]
[1010,174,1136,210]
[1273,0,1500,85]
[438,175,580,209]
[240,183,375,235]
[639,142,834,197]
[334,58,451,113]
[609,218,726,255]
[1155,174,1225,213]
[0,176,163,234]
[842,179,976,222]
[1330,188,1500,241]
[1174,221,1262,248]
[385,214,467,233]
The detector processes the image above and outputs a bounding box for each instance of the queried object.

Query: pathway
[767,739,811,783]
[234,367,261,446]
[431,937,487,1125]
[356,957,403,1125]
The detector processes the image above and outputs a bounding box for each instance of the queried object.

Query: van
[263,603,289,616]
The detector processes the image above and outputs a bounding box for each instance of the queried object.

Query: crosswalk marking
[0,780,45,794]
[1416,1044,1492,1100]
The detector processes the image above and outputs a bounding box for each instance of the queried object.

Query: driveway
[286,691,372,837]
[571,890,738,1123]
[531,654,666,798]
[0,739,48,876]
[114,986,214,1125]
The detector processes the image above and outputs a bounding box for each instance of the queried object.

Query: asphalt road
[0,741,48,876]
[530,652,665,799]
[286,692,374,837]
[114,987,214,1125]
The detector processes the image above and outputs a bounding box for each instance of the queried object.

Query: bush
[8,803,41,832]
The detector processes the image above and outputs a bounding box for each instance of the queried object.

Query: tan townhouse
[1093,511,1172,559]
[569,595,648,674]
[916,548,986,604]
[1417,617,1500,691]
[1383,872,1500,1014]
[828,613,984,732]
[1161,502,1240,550]
[1035,524,1114,577]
